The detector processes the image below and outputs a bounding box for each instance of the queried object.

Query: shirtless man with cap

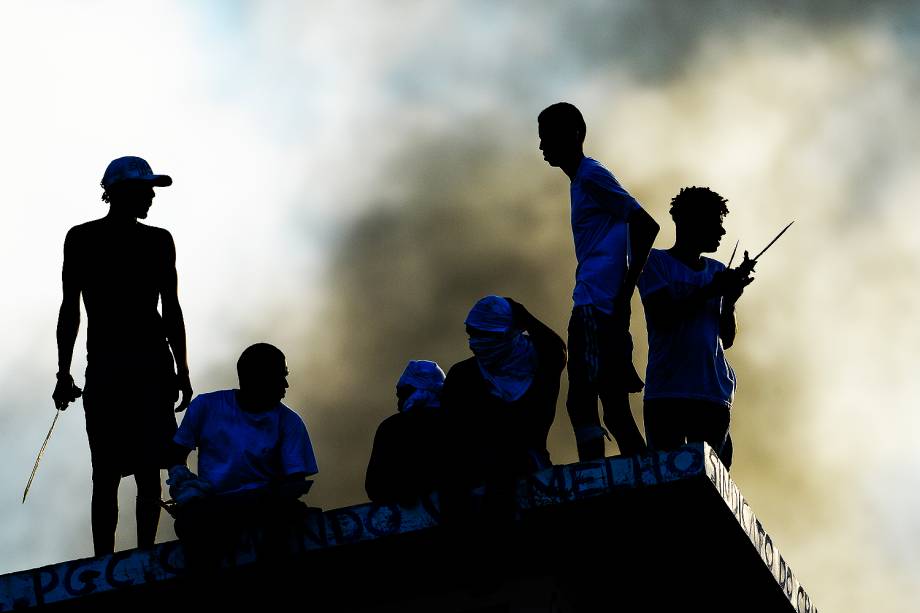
[53,156,192,555]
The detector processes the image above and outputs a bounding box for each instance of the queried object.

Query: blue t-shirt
[638,249,736,408]
[570,157,643,314]
[174,389,318,495]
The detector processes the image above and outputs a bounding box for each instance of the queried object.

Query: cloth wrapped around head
[465,296,537,402]
[397,360,446,412]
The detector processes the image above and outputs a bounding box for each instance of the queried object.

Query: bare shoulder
[65,218,105,241]
[136,224,176,257]
[139,223,174,242]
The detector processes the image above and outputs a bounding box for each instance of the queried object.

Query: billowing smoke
[275,6,920,611]
[289,124,577,503]
[4,3,920,611]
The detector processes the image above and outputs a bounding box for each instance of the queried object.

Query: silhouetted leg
[599,386,647,457]
[685,400,730,464]
[643,399,686,452]
[525,380,558,470]
[597,306,646,457]
[135,469,162,549]
[566,308,607,461]
[91,471,120,556]
[567,378,606,460]
[720,433,734,469]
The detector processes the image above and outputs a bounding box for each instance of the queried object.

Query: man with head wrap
[440,296,566,517]
[365,360,447,505]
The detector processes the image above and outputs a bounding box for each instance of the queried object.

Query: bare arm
[720,252,756,349]
[621,207,660,305]
[719,272,753,349]
[505,297,566,371]
[160,231,192,412]
[53,230,83,410]
[56,292,80,379]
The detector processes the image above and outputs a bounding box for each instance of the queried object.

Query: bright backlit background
[2,3,918,610]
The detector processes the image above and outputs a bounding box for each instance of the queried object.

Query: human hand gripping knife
[22,374,83,503]
[728,221,795,274]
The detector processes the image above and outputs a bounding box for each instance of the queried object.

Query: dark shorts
[83,352,178,477]
[567,305,643,393]
[566,305,647,451]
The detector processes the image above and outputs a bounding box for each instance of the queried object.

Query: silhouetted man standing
[638,187,753,468]
[53,156,192,555]
[539,102,659,461]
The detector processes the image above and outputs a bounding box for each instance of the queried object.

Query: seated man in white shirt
[166,343,318,562]
[637,187,753,469]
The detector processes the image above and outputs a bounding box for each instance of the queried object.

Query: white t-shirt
[638,249,736,408]
[570,157,643,315]
[174,389,319,495]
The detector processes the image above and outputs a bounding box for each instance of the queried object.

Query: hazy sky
[2,2,918,610]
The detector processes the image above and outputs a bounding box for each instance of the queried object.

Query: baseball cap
[101,156,172,189]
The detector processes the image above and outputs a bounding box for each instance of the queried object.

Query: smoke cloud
[3,3,919,611]
[274,5,920,611]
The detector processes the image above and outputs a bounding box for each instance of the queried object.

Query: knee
[91,472,120,493]
[135,473,163,500]
[573,425,607,444]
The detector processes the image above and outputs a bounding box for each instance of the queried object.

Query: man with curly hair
[637,187,753,468]
[539,102,659,461]
[53,156,193,555]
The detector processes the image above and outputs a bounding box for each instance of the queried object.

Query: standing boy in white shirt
[538,102,660,461]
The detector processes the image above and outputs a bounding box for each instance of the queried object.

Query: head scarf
[396,360,446,412]
[464,296,537,402]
